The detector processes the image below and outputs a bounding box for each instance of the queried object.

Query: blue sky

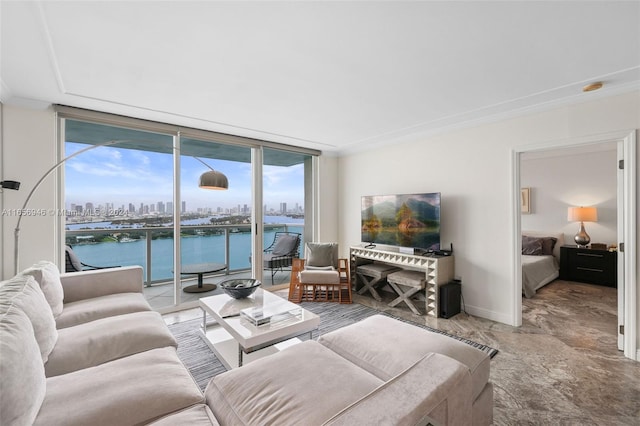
[64,142,305,213]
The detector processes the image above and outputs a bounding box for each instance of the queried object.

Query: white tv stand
[350,246,455,317]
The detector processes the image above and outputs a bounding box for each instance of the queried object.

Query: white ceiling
[2,1,639,155]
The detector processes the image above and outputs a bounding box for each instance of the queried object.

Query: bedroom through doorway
[514,131,637,360]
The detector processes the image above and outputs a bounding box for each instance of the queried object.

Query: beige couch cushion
[55,292,151,329]
[299,269,340,284]
[34,347,204,426]
[205,340,383,425]
[0,274,58,362]
[45,311,177,376]
[21,261,64,317]
[0,305,46,426]
[149,405,220,426]
[60,266,144,303]
[318,314,490,402]
[323,353,472,426]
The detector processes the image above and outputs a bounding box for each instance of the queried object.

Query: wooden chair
[288,243,352,304]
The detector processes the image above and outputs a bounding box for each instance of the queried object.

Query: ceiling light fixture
[582,82,604,92]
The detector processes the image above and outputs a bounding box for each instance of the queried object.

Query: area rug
[168,302,498,391]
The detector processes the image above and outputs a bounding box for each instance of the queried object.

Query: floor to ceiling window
[261,147,310,286]
[58,107,318,312]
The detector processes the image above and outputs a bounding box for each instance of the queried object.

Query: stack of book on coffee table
[240,301,302,327]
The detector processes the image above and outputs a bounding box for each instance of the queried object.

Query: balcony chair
[288,242,352,304]
[262,232,301,285]
[65,245,120,273]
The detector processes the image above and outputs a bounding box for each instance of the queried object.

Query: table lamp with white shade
[567,206,598,248]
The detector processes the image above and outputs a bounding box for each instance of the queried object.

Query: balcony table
[180,262,227,293]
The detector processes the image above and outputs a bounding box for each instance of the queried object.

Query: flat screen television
[361,192,441,251]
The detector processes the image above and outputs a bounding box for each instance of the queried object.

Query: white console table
[350,246,455,317]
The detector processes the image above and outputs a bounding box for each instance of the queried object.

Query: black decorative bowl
[220,279,262,299]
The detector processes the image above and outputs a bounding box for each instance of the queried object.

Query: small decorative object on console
[220,278,261,299]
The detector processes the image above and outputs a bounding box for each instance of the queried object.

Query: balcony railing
[66,223,304,286]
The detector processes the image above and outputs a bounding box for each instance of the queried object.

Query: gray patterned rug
[168,302,498,391]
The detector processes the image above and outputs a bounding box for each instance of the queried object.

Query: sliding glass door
[260,147,310,286]
[59,108,319,312]
[179,136,252,305]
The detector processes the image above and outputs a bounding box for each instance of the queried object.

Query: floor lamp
[3,140,228,275]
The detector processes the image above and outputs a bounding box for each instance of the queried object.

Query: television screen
[361,192,440,250]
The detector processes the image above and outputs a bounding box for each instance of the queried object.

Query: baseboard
[464,304,512,326]
[267,283,290,292]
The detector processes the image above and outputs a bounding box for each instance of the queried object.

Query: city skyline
[65,199,303,218]
[64,142,305,212]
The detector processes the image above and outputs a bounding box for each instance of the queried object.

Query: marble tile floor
[163,280,640,425]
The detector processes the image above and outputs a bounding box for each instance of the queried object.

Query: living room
[1,1,639,425]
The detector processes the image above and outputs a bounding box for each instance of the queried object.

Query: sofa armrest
[60,266,144,303]
[322,353,472,426]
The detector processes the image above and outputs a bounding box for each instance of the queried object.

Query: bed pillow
[540,237,558,256]
[523,231,565,259]
[522,236,543,255]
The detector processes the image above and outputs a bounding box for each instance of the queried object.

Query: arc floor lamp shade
[568,206,598,247]
[199,169,228,190]
[194,156,228,190]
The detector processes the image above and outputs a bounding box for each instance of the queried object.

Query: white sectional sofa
[1,262,492,426]
[0,263,203,426]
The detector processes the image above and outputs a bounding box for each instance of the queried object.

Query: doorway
[513,130,637,361]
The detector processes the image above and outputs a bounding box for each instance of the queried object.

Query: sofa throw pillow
[0,275,58,363]
[271,234,298,256]
[21,261,64,318]
[305,242,338,268]
[0,305,47,426]
[522,236,543,255]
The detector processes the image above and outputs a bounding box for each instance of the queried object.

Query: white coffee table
[199,288,320,369]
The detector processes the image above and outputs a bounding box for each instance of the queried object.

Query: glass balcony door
[59,108,319,312]
[260,147,310,287]
[178,137,253,306]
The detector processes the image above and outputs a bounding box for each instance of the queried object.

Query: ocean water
[70,216,304,282]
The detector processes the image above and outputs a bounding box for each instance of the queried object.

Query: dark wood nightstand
[559,245,617,287]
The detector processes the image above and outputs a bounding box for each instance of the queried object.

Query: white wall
[317,155,339,243]
[339,91,639,329]
[1,105,59,278]
[521,146,618,246]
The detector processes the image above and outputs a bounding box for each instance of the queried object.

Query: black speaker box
[439,282,461,319]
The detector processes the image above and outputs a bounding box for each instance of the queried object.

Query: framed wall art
[521,188,531,214]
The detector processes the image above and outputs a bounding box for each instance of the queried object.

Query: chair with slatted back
[288,242,352,304]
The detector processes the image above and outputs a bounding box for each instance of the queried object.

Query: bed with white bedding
[521,231,564,298]
[522,254,559,298]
